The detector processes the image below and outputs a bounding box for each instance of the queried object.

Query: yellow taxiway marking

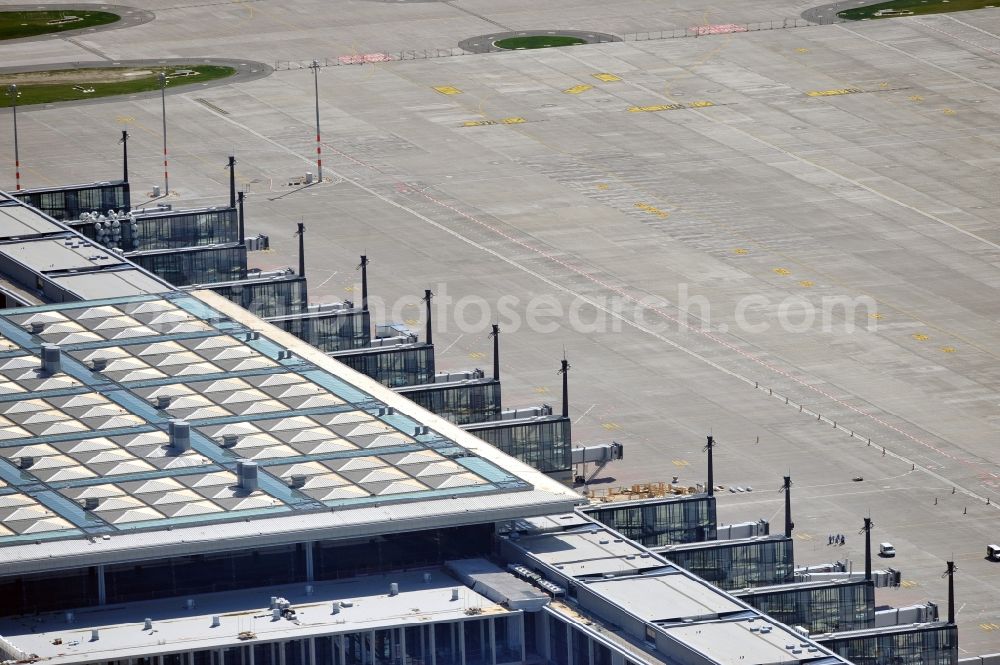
[434,86,462,95]
[941,346,957,353]
[901,580,919,589]
[501,117,525,124]
[596,183,609,190]
[773,267,791,276]
[795,533,814,541]
[980,623,1000,632]
[909,95,924,102]
[942,108,957,115]
[602,422,622,431]
[592,73,621,82]
[798,280,814,288]
[629,103,684,113]
[870,313,883,320]
[689,100,714,108]
[533,386,550,394]
[468,351,485,360]
[806,88,863,97]
[733,248,749,255]
[404,318,419,326]
[462,120,497,127]
[634,202,669,219]
[912,333,929,341]
[796,47,810,53]
[671,459,689,468]
[564,84,593,94]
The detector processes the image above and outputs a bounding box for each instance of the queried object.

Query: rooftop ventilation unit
[41,344,62,375]
[83,497,100,510]
[91,358,108,371]
[237,460,259,492]
[169,420,191,451]
[29,322,45,334]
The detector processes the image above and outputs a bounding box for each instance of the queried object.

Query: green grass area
[0,10,120,40]
[494,35,587,49]
[0,66,237,107]
[838,0,997,20]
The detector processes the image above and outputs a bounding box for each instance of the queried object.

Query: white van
[879,542,896,558]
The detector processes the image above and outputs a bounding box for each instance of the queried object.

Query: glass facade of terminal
[0,524,493,616]
[737,580,874,634]
[818,624,958,665]
[332,345,436,388]
[583,496,717,547]
[130,207,240,250]
[14,181,130,221]
[130,244,247,286]
[464,417,571,481]
[204,275,308,318]
[397,380,502,425]
[658,537,794,590]
[268,309,372,353]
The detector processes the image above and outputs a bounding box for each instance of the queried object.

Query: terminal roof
[0,290,580,573]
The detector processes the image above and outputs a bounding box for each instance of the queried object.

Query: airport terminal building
[0,193,869,665]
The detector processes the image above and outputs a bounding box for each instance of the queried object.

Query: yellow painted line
[462,120,497,127]
[941,346,957,353]
[564,84,592,95]
[870,313,883,320]
[533,386,550,394]
[671,459,689,468]
[602,422,621,431]
[798,280,814,288]
[628,104,684,113]
[468,351,485,359]
[596,183,609,190]
[806,88,863,97]
[909,95,924,102]
[795,47,809,53]
[592,73,621,82]
[912,333,929,341]
[901,580,919,589]
[116,115,135,124]
[634,202,669,219]
[501,117,526,124]
[404,318,419,326]
[942,108,956,115]
[773,267,791,276]
[343,285,355,292]
[733,248,749,255]
[689,100,714,108]
[980,623,1000,632]
[434,86,462,95]
[795,533,814,541]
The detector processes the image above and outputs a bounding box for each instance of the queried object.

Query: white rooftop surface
[0,569,506,664]
[0,205,64,238]
[516,528,666,577]
[586,573,744,622]
[0,237,120,273]
[50,270,171,298]
[660,619,829,664]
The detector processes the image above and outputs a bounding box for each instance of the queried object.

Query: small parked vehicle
[879,542,896,558]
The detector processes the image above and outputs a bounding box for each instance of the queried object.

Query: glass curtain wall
[331,345,435,388]
[658,537,794,590]
[584,496,717,547]
[205,275,307,318]
[130,244,247,286]
[14,181,130,220]
[397,380,501,425]
[464,417,571,480]
[738,581,874,633]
